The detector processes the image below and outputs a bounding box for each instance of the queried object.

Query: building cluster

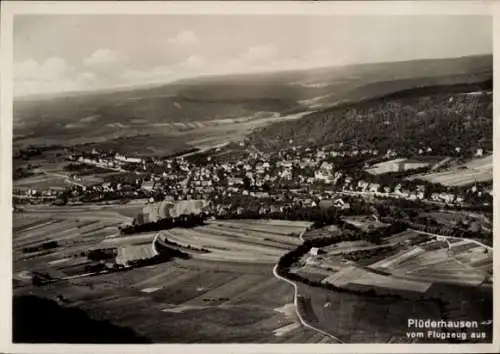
[14,143,492,211]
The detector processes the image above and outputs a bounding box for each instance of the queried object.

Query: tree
[242,175,252,190]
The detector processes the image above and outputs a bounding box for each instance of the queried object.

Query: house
[398,189,411,198]
[258,206,270,215]
[433,192,455,203]
[228,177,244,186]
[475,148,484,157]
[309,247,322,256]
[115,244,158,267]
[115,153,143,164]
[280,169,293,180]
[358,181,369,192]
[314,169,333,183]
[253,192,270,198]
[278,161,293,169]
[320,198,349,210]
[141,181,155,192]
[334,198,350,210]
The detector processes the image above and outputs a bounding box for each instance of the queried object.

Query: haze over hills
[14,54,492,154]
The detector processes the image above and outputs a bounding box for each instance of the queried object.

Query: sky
[13,15,492,97]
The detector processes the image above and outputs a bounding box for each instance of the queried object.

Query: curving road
[272,227,345,342]
[272,264,343,343]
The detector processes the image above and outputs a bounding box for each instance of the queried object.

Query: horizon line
[13,52,492,102]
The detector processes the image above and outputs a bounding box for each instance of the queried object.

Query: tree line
[121,213,205,234]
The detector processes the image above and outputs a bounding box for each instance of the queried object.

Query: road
[338,190,492,212]
[338,190,448,206]
[41,170,86,187]
[408,228,493,251]
[272,264,343,343]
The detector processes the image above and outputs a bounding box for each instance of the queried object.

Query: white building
[309,247,321,256]
[115,153,143,164]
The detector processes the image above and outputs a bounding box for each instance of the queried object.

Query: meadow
[408,155,492,186]
[12,207,328,343]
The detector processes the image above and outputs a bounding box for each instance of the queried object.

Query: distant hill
[13,54,492,149]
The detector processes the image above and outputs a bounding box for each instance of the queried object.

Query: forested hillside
[249,80,493,156]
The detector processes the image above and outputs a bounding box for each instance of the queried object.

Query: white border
[1,1,498,353]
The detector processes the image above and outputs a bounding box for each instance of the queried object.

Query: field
[301,224,343,241]
[14,174,70,190]
[12,205,145,282]
[368,232,492,286]
[13,206,331,343]
[293,228,492,300]
[296,283,441,343]
[15,257,337,343]
[13,202,493,343]
[366,158,432,175]
[408,155,492,186]
[322,266,431,293]
[14,109,312,157]
[158,219,309,264]
[13,156,111,192]
[342,215,389,232]
[289,235,492,343]
[419,209,492,231]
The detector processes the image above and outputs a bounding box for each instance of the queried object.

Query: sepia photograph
[1,1,497,352]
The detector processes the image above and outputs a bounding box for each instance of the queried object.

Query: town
[14,141,492,212]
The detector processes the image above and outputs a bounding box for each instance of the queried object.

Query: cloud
[309,47,344,67]
[212,45,345,76]
[178,55,205,69]
[76,72,98,85]
[120,65,172,83]
[13,44,344,97]
[15,57,68,81]
[168,30,199,46]
[83,48,119,67]
[14,59,40,80]
[14,57,104,97]
[14,57,76,96]
[15,78,79,97]
[240,45,278,63]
